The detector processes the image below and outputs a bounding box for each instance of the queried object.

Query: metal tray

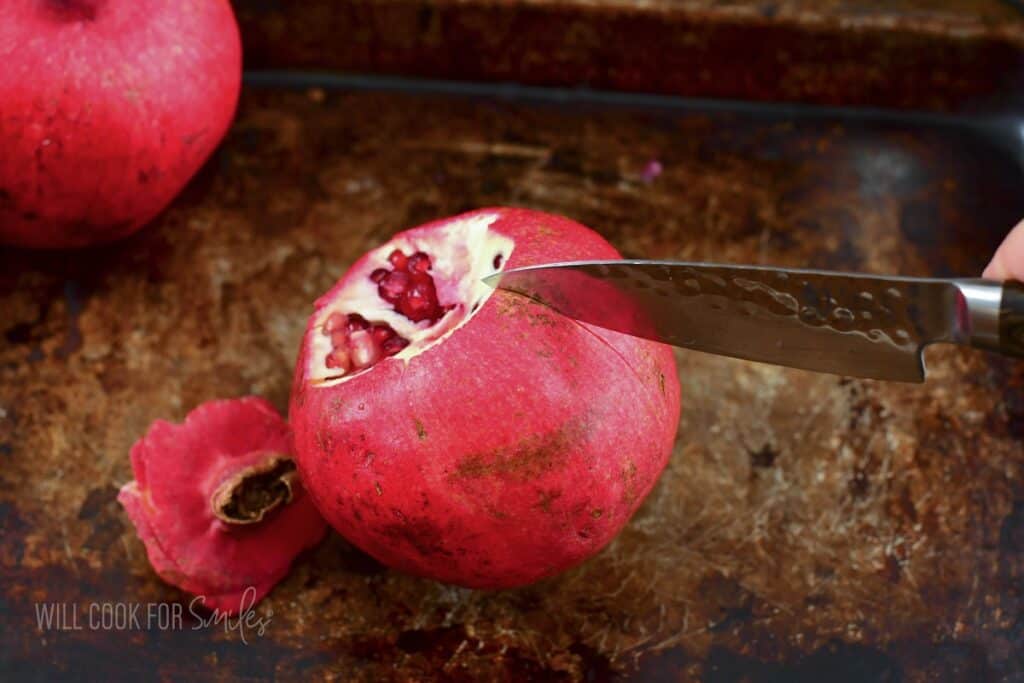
[235,0,1024,112]
[3,9,1024,681]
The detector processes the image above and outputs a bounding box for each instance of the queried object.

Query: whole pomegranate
[0,0,241,248]
[290,208,681,588]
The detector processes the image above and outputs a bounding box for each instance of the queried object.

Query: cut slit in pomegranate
[321,248,452,375]
[307,215,516,388]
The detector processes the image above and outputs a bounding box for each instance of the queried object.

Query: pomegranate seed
[388,249,408,270]
[408,282,433,301]
[409,271,432,286]
[400,284,436,321]
[323,311,345,335]
[370,268,388,284]
[381,336,409,356]
[378,271,411,303]
[407,251,431,273]
[325,348,351,371]
[349,331,381,369]
[371,324,395,343]
[330,330,348,347]
[492,253,503,269]
[346,313,369,331]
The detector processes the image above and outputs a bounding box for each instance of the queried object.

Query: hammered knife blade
[482,260,1024,382]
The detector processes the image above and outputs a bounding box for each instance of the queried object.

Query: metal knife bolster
[953,280,1002,351]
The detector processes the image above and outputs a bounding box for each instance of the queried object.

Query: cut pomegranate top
[306,212,513,386]
[118,397,327,614]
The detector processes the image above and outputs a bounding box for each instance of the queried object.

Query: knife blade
[482,260,1024,382]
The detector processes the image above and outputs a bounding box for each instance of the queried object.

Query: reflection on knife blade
[483,260,972,382]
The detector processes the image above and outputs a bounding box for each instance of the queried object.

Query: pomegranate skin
[118,397,327,615]
[0,1,241,248]
[290,208,681,588]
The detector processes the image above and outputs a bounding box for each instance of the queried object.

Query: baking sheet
[2,78,1023,680]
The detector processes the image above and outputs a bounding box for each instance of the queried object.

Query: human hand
[984,218,1024,280]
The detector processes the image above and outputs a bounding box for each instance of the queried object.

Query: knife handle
[999,281,1024,357]
[959,280,1024,357]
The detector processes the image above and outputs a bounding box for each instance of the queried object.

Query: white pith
[307,213,514,387]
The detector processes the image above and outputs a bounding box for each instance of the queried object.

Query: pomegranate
[290,208,681,588]
[118,397,327,615]
[0,0,242,247]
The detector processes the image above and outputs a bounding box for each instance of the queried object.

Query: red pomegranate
[290,208,681,588]
[0,0,242,248]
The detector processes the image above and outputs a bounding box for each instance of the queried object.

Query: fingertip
[982,217,1024,281]
[983,256,1004,280]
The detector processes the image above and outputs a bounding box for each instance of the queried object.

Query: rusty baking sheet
[1,77,1023,680]
[235,0,1024,112]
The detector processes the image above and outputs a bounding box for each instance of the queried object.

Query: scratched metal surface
[2,83,1024,680]
[235,0,1024,111]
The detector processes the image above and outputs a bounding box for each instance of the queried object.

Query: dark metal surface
[2,78,1024,680]
[235,0,1024,112]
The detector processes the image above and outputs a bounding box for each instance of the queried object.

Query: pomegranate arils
[493,253,503,269]
[322,247,449,376]
[325,348,351,370]
[349,331,382,369]
[325,313,374,349]
[408,251,432,273]
[371,324,395,343]
[381,336,410,356]
[372,249,447,324]
[388,249,408,270]
[324,316,407,375]
[323,311,345,335]
[398,282,438,321]
[346,313,370,332]
[379,271,411,303]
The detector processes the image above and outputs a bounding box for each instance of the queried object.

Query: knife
[482,260,1024,382]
